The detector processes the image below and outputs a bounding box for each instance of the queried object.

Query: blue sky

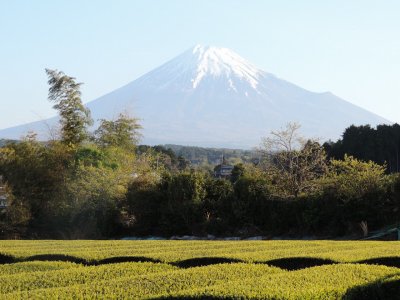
[1,0,400,129]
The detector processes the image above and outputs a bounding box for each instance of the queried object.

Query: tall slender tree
[46,69,93,146]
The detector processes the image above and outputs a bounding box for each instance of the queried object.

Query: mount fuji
[0,45,390,148]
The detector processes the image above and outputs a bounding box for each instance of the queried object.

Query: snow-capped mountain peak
[0,45,390,148]
[135,45,263,93]
[190,45,262,89]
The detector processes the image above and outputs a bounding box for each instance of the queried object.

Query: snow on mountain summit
[134,45,263,93]
[190,45,262,89]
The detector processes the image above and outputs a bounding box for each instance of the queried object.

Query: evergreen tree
[324,123,400,173]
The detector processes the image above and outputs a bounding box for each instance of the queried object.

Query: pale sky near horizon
[1,0,400,129]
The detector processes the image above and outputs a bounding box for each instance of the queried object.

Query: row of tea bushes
[4,263,400,299]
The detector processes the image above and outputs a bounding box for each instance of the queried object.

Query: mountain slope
[0,45,390,148]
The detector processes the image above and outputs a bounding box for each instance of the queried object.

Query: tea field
[1,240,400,299]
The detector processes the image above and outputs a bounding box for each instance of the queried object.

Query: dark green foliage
[1,135,400,238]
[0,139,72,235]
[164,172,207,233]
[325,123,400,173]
[230,163,245,183]
[126,179,166,235]
[126,173,235,236]
[233,175,272,227]
[203,178,234,234]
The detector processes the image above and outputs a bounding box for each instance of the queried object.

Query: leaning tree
[46,69,93,146]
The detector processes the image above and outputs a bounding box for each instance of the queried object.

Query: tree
[94,113,142,150]
[66,145,136,237]
[323,123,400,173]
[165,171,207,232]
[233,172,272,227]
[230,163,245,183]
[203,178,234,234]
[204,178,234,218]
[46,69,93,146]
[260,122,327,198]
[0,136,72,234]
[325,155,386,201]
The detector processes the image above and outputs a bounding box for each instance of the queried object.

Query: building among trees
[214,156,234,179]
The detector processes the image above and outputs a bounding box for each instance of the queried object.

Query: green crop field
[1,241,400,299]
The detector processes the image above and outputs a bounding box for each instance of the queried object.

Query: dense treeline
[1,70,400,239]
[127,124,400,238]
[324,124,400,173]
[165,144,257,166]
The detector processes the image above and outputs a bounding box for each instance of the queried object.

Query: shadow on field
[25,254,163,266]
[4,252,400,274]
[0,253,15,264]
[263,257,337,271]
[173,257,245,268]
[343,275,400,300]
[26,254,89,265]
[96,256,163,265]
[156,296,232,299]
[357,257,400,268]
